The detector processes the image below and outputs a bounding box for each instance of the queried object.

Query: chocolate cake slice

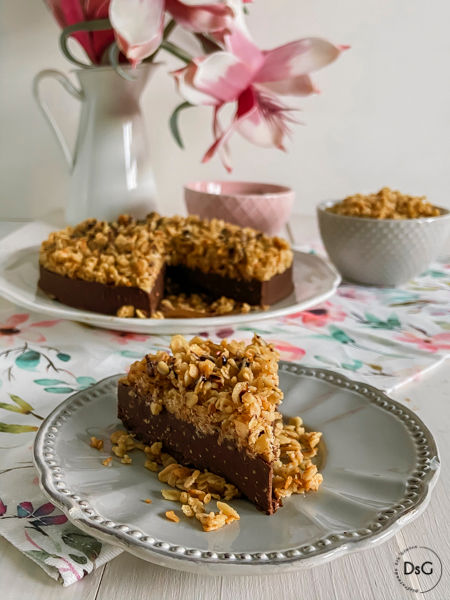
[146,213,295,307]
[38,215,166,317]
[39,213,294,318]
[118,335,324,514]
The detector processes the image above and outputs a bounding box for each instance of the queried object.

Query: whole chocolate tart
[38,213,294,318]
[118,335,323,514]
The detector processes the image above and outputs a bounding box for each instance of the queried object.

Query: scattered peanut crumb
[102,457,112,467]
[90,436,104,450]
[165,510,180,523]
[120,454,132,464]
[102,420,321,532]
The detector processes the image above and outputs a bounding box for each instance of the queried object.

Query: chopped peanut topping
[39,213,293,315]
[121,335,283,461]
[328,187,440,219]
[89,436,104,450]
[165,510,180,523]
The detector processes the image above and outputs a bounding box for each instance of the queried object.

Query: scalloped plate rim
[33,366,440,574]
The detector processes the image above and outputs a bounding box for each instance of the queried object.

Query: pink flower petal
[176,0,228,4]
[256,38,342,83]
[166,0,233,32]
[224,29,264,73]
[45,0,96,62]
[173,62,220,106]
[84,0,114,63]
[109,0,165,66]
[212,105,233,172]
[39,514,68,525]
[193,52,254,102]
[33,502,56,517]
[261,74,317,97]
[5,314,29,328]
[201,86,257,169]
[30,320,61,327]
[236,87,294,149]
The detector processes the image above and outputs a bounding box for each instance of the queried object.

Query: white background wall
[1,0,450,220]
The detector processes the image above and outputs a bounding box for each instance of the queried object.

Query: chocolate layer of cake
[38,265,165,316]
[118,382,280,514]
[167,264,294,306]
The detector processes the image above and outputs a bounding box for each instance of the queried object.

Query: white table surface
[0,214,449,600]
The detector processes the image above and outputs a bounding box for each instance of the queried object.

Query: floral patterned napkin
[0,251,449,585]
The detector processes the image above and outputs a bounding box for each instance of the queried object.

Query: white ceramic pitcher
[33,64,160,225]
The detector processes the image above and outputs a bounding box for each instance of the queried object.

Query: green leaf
[34,379,67,386]
[424,269,446,278]
[329,326,354,344]
[44,387,74,394]
[313,355,338,366]
[120,350,144,358]
[342,359,363,371]
[169,101,192,149]
[9,394,33,413]
[0,422,38,433]
[365,313,382,325]
[238,327,273,334]
[62,529,102,560]
[69,553,88,565]
[26,549,51,563]
[57,352,71,362]
[75,376,96,388]
[15,350,40,370]
[0,403,24,413]
[386,314,401,329]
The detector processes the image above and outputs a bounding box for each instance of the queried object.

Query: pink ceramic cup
[184,181,295,235]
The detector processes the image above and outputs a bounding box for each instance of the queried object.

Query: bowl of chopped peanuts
[317,187,450,286]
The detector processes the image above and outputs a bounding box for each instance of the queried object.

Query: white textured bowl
[317,201,450,286]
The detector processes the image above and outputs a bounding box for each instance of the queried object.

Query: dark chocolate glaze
[118,383,279,514]
[39,259,293,316]
[38,265,165,316]
[166,264,294,306]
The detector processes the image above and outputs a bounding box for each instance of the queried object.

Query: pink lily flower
[109,0,235,66]
[173,30,345,170]
[45,1,114,64]
[45,0,239,66]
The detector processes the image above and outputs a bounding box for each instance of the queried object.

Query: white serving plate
[33,364,439,575]
[0,222,340,334]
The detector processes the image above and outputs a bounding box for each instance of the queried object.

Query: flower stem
[30,412,44,421]
[160,41,193,64]
[59,19,112,68]
[163,19,177,40]
[194,33,222,54]
[145,19,177,63]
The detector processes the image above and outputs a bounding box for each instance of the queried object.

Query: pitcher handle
[32,69,83,170]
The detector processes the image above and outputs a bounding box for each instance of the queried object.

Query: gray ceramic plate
[33,364,440,574]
